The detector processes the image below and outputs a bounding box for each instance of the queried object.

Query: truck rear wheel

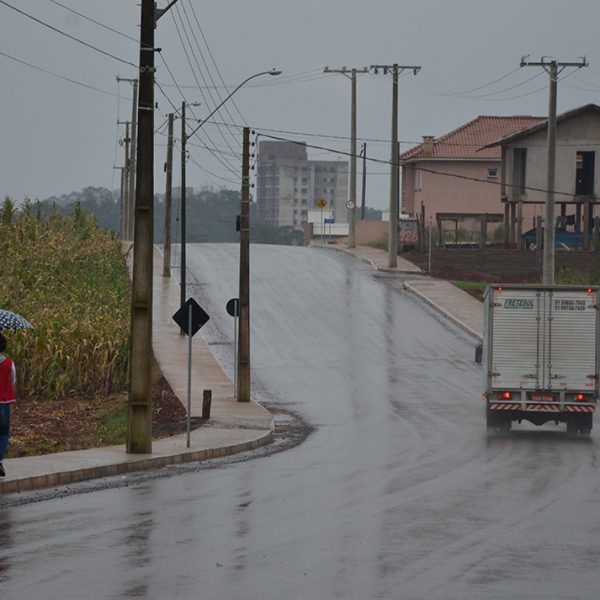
[567,414,593,436]
[487,410,511,433]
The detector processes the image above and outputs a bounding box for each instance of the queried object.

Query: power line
[0,0,136,67]
[184,0,246,127]
[419,67,523,96]
[47,0,138,43]
[158,52,240,178]
[174,4,241,150]
[170,7,240,176]
[258,132,586,200]
[0,47,127,98]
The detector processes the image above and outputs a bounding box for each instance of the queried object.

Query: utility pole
[117,77,138,241]
[114,165,125,233]
[127,0,155,454]
[324,67,369,248]
[360,142,367,220]
[520,56,587,284]
[371,64,421,268]
[163,112,174,278]
[180,102,187,332]
[117,120,131,238]
[238,127,251,402]
[128,80,138,241]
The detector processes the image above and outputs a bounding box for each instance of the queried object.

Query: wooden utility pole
[371,64,421,268]
[163,112,174,277]
[520,56,587,284]
[127,0,155,454]
[323,67,369,248]
[238,127,251,402]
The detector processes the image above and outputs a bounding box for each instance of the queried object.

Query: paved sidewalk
[0,247,273,495]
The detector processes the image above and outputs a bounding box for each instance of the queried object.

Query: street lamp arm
[156,0,181,21]
[187,69,282,140]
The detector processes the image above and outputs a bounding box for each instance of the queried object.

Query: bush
[0,205,130,400]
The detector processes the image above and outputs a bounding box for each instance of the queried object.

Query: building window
[487,168,498,180]
[301,188,308,194]
[414,169,422,191]
[301,199,308,205]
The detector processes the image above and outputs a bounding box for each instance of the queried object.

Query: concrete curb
[404,281,483,343]
[0,429,273,494]
[321,244,423,274]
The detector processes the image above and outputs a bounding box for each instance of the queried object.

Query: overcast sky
[1,0,599,210]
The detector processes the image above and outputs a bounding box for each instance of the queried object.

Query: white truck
[482,284,599,435]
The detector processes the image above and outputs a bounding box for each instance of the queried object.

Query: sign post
[172,298,210,447]
[226,297,240,398]
[316,197,327,244]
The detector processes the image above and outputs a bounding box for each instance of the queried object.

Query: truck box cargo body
[483,285,599,435]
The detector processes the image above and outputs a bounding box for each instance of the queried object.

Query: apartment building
[256,141,348,229]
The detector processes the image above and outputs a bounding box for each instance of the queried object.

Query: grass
[93,394,128,446]
[366,236,388,251]
[452,281,489,296]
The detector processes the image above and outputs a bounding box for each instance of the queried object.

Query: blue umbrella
[0,309,33,331]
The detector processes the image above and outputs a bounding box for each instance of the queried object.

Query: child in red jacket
[0,333,16,477]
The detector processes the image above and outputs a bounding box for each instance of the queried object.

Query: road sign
[315,197,327,208]
[324,218,335,224]
[345,200,355,210]
[226,297,240,317]
[172,297,209,336]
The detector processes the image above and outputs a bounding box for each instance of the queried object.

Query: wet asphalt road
[2,244,600,600]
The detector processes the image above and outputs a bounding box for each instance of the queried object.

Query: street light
[179,68,282,329]
[186,69,282,142]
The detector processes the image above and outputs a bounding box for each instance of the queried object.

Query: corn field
[0,198,130,400]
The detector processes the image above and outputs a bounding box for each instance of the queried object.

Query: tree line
[25,186,383,245]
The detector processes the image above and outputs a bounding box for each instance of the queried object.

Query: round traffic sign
[226,298,240,317]
[345,200,355,210]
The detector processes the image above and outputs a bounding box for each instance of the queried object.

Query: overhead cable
[0,0,136,67]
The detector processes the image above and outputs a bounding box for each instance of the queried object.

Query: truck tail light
[576,393,585,401]
[497,391,512,400]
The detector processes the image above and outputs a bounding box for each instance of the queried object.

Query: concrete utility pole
[127,0,155,454]
[360,142,367,220]
[128,79,138,241]
[520,56,588,284]
[117,120,130,238]
[180,101,187,330]
[371,64,421,268]
[324,67,369,248]
[117,77,138,241]
[163,112,174,278]
[238,127,251,402]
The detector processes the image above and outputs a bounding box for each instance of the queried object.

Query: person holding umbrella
[0,333,16,476]
[0,309,32,477]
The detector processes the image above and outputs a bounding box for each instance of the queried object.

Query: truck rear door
[490,288,597,391]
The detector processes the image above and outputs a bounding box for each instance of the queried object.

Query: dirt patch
[403,247,595,284]
[8,376,186,458]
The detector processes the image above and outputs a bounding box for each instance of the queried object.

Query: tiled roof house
[400,115,544,224]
